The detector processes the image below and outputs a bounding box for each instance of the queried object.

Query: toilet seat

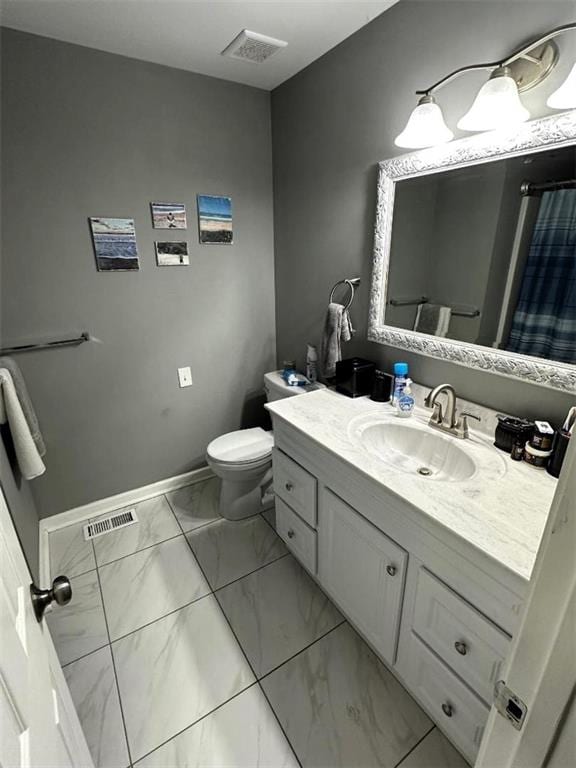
[207,427,274,465]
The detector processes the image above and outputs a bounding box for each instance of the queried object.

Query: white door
[318,488,408,664]
[476,435,576,768]
[0,486,94,768]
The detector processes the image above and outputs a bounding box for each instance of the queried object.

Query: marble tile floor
[47,477,469,768]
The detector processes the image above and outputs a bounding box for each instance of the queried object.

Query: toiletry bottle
[392,362,409,405]
[306,344,318,383]
[397,378,415,418]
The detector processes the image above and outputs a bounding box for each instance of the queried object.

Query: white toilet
[206,371,324,521]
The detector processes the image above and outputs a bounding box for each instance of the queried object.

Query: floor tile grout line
[255,618,348,683]
[109,589,213,644]
[392,725,436,768]
[93,531,183,570]
[93,547,134,768]
[211,550,292,594]
[130,680,262,766]
[180,526,304,768]
[61,641,111,670]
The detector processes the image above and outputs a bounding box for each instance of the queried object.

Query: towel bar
[329,277,361,311]
[0,332,91,355]
[389,297,479,318]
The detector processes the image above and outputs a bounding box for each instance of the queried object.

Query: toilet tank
[264,370,325,402]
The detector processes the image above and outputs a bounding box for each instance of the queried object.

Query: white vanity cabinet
[270,419,525,764]
[318,488,407,666]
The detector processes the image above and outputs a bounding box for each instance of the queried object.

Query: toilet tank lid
[207,427,274,464]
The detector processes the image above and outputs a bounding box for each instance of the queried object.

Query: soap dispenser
[396,378,415,418]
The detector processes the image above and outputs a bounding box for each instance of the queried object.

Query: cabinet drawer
[404,633,489,763]
[273,449,317,528]
[413,568,510,703]
[276,498,317,574]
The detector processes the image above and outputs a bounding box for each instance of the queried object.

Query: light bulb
[457,67,529,132]
[395,95,454,149]
[547,63,576,109]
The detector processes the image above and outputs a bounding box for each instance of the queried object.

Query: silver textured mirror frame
[368,112,576,394]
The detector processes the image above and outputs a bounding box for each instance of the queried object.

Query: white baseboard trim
[39,466,214,585]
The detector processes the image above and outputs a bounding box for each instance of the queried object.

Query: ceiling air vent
[221,30,288,64]
[83,508,138,540]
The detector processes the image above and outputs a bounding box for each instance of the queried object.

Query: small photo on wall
[151,202,187,229]
[89,217,139,271]
[197,194,232,244]
[155,241,189,266]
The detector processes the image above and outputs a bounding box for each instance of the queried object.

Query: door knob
[454,640,468,656]
[30,576,72,622]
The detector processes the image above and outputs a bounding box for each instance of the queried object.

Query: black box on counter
[335,357,376,398]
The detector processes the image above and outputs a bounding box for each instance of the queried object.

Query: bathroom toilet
[207,371,324,520]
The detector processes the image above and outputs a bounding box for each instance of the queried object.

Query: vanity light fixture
[547,62,576,109]
[395,22,576,149]
[394,95,453,148]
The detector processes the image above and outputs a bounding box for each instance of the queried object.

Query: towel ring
[329,278,360,311]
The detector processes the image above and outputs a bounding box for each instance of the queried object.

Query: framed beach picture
[151,202,187,229]
[197,194,232,244]
[89,217,139,271]
[155,241,189,266]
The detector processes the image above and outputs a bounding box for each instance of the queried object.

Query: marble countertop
[267,389,558,584]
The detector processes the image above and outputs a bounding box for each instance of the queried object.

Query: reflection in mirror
[385,146,575,364]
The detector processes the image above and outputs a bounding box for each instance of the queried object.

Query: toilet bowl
[207,371,325,521]
[207,427,274,520]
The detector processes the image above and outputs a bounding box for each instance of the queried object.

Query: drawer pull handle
[454,641,468,656]
[441,702,454,718]
[287,529,295,539]
[285,482,294,492]
[386,565,397,577]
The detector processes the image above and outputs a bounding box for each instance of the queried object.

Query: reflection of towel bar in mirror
[0,332,91,355]
[389,297,480,318]
[329,277,361,311]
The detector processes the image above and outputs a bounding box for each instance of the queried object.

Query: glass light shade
[547,63,576,109]
[457,73,529,132]
[395,98,454,149]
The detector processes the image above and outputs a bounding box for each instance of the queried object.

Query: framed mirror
[368,112,576,393]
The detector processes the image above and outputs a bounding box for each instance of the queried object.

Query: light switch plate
[178,366,193,388]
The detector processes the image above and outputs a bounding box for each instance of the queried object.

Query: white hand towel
[321,302,355,379]
[0,368,46,479]
[414,303,452,337]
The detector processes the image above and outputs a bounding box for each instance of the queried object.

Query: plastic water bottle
[392,362,409,405]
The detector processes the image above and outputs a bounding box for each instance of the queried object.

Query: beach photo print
[89,217,139,271]
[197,194,232,244]
[155,241,189,266]
[151,201,187,229]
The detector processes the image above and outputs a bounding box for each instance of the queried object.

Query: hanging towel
[414,303,452,337]
[0,356,46,456]
[0,369,46,480]
[321,302,355,378]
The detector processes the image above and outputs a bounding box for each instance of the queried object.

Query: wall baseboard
[39,465,214,585]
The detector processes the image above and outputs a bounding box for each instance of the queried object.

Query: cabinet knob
[386,565,397,577]
[454,640,468,656]
[287,529,295,539]
[285,482,294,492]
[441,702,454,718]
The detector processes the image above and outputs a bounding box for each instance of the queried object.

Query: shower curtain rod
[521,179,576,196]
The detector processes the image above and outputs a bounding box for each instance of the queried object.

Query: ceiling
[0,0,399,90]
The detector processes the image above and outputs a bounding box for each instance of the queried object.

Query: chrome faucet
[424,383,480,439]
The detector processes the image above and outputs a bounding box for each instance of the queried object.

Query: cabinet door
[318,488,407,665]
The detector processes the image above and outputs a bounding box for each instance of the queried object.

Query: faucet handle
[460,411,481,438]
[430,402,443,425]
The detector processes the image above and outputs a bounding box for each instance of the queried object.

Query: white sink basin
[345,409,506,482]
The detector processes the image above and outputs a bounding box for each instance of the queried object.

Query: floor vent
[221,30,288,64]
[83,509,138,541]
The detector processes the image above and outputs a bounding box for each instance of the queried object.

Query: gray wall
[272,0,576,425]
[1,29,276,518]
